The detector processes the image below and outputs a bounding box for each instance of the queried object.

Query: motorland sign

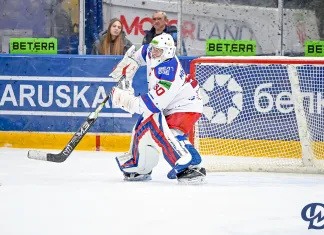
[104,0,319,56]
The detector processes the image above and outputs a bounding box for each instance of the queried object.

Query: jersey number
[154,84,165,96]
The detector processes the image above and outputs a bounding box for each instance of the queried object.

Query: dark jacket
[92,31,133,55]
[142,25,187,55]
[142,25,178,46]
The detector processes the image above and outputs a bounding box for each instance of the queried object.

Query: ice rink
[1,147,324,235]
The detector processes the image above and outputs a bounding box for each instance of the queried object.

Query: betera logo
[201,74,243,124]
[301,203,324,230]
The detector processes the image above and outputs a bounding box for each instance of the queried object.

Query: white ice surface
[1,148,324,235]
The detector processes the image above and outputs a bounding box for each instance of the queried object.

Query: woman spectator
[92,18,133,55]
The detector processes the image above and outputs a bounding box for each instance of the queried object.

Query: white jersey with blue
[132,44,203,116]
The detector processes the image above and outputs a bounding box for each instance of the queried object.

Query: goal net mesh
[191,57,324,173]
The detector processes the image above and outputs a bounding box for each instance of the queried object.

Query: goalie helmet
[149,33,176,68]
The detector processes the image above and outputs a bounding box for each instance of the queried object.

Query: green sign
[158,80,172,90]
[305,40,324,57]
[206,39,256,56]
[10,38,57,54]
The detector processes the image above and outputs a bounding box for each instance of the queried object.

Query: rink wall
[1,54,323,160]
[0,54,195,151]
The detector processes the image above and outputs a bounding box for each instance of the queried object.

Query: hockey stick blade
[27,75,125,163]
[27,114,97,162]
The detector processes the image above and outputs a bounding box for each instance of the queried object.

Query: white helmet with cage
[149,33,176,68]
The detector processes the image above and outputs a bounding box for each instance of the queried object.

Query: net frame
[190,56,324,174]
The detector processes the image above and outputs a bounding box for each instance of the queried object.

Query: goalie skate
[123,171,152,182]
[176,167,207,185]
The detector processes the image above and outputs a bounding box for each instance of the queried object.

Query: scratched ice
[1,148,324,235]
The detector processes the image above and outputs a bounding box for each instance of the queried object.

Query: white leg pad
[118,130,160,175]
[117,113,195,176]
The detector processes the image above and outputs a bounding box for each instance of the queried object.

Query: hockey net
[190,56,324,174]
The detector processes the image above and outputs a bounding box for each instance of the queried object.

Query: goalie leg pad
[176,135,202,166]
[116,115,162,176]
[117,113,199,180]
[116,137,160,175]
[132,113,183,167]
[116,152,154,181]
[116,113,184,174]
[167,134,202,179]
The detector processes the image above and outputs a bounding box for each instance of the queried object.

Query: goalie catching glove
[109,45,139,81]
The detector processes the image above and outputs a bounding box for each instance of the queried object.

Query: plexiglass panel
[0,0,79,54]
[282,0,324,56]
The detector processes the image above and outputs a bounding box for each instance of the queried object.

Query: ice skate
[176,166,206,185]
[123,171,152,181]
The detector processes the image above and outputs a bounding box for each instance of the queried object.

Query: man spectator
[142,11,187,55]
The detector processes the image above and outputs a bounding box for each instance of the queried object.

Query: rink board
[0,131,130,152]
[1,132,324,159]
[0,55,324,159]
[198,138,324,160]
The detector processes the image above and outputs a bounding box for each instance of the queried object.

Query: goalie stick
[27,75,126,163]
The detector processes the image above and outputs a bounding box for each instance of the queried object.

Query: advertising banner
[196,63,324,141]
[0,55,194,135]
[104,0,320,56]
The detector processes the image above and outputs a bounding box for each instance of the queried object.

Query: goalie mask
[149,33,176,68]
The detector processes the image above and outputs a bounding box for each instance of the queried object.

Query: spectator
[142,11,176,45]
[142,11,187,55]
[92,18,133,55]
